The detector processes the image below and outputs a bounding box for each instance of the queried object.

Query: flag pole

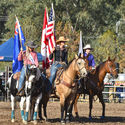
[52,3,55,41]
[15,15,23,51]
[51,3,56,63]
[78,31,83,56]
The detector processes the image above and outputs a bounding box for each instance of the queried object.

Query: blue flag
[12,18,25,74]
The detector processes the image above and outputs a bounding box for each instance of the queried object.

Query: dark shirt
[49,46,68,64]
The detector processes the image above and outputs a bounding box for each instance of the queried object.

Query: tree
[93,30,119,64]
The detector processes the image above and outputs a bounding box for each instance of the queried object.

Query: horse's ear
[78,53,81,58]
[113,57,116,62]
[75,54,78,59]
[78,53,84,58]
[108,56,111,61]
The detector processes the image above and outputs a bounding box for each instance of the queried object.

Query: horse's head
[82,54,90,72]
[26,65,37,83]
[75,54,87,78]
[105,57,118,78]
[26,65,41,90]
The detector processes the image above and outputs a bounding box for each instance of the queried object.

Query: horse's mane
[64,58,75,71]
[96,61,106,72]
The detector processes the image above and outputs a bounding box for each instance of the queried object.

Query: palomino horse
[7,65,41,124]
[73,57,118,119]
[54,55,87,123]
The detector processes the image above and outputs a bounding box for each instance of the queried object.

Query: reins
[61,59,85,88]
[107,62,118,74]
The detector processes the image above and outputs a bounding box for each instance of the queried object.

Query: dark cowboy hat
[26,41,38,48]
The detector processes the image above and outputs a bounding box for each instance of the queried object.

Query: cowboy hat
[83,44,92,50]
[56,36,69,43]
[26,41,38,48]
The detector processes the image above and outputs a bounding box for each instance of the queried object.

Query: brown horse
[54,55,87,123]
[73,57,118,119]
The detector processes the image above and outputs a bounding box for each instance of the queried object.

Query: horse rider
[78,44,96,94]
[49,36,69,88]
[83,44,96,70]
[17,41,39,96]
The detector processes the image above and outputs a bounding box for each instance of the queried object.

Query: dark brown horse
[73,57,118,119]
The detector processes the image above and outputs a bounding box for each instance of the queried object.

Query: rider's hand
[52,47,55,53]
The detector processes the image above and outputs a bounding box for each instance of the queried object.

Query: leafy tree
[93,30,119,64]
[0,0,124,72]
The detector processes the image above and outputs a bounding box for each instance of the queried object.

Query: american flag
[46,6,56,59]
[41,5,56,69]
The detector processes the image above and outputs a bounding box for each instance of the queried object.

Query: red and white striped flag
[41,5,56,69]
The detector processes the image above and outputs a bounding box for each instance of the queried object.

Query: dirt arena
[0,101,125,125]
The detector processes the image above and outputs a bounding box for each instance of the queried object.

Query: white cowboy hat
[56,36,69,44]
[83,44,92,50]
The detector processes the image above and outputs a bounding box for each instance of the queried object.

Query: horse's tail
[6,74,14,89]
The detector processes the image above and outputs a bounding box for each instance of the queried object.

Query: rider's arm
[49,47,55,60]
[34,52,39,67]
[91,55,96,68]
[49,53,53,60]
[64,49,68,64]
[18,50,24,61]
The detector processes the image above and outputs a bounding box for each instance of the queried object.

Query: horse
[53,55,87,123]
[73,57,118,119]
[7,65,41,124]
[0,78,6,101]
[30,73,51,123]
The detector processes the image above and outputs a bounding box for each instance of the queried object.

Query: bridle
[76,59,86,77]
[107,61,118,75]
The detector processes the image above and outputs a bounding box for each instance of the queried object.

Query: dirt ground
[0,101,125,125]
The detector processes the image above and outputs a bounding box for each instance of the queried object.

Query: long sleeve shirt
[84,52,95,67]
[18,50,39,67]
[49,46,68,64]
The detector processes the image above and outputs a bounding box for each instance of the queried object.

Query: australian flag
[12,17,25,74]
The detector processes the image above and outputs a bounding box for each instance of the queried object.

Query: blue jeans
[18,65,30,91]
[49,62,62,85]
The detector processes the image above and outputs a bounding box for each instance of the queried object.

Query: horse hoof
[43,116,47,121]
[89,116,92,120]
[66,119,70,123]
[75,114,79,119]
[33,120,37,125]
[61,120,65,124]
[23,120,27,124]
[11,119,15,123]
[100,116,105,119]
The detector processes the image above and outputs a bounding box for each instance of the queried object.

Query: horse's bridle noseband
[107,62,118,75]
[76,59,86,78]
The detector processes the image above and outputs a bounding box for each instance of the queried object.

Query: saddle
[55,67,64,85]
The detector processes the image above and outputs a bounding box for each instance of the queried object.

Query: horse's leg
[43,103,48,121]
[97,92,105,119]
[19,96,26,121]
[89,94,93,120]
[23,95,31,124]
[33,93,42,124]
[66,92,77,123]
[30,100,34,121]
[64,101,68,119]
[60,95,65,123]
[38,100,42,120]
[73,94,80,118]
[11,95,15,122]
